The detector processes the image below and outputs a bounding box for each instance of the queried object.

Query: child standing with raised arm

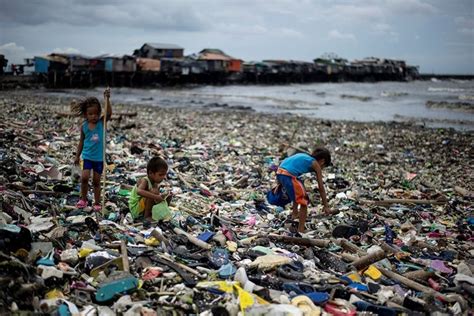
[72,88,112,211]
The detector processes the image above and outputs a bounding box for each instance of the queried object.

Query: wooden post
[151,229,171,248]
[266,233,330,248]
[341,252,359,262]
[337,239,367,256]
[376,241,400,255]
[173,227,212,250]
[403,270,435,282]
[352,250,386,270]
[379,267,440,296]
[101,88,109,214]
[361,198,446,206]
[121,240,130,272]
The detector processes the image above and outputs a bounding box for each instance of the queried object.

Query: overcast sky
[1,0,472,74]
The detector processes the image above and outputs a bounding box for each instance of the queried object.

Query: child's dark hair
[311,147,332,166]
[70,97,101,116]
[147,156,168,174]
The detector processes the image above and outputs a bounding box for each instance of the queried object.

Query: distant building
[34,55,68,74]
[136,58,161,72]
[197,49,242,72]
[133,43,184,59]
[97,54,136,72]
[0,54,8,75]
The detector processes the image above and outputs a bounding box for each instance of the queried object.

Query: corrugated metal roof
[95,53,135,59]
[35,55,68,64]
[50,53,91,59]
[199,53,231,61]
[197,48,241,61]
[199,49,225,55]
[145,43,183,49]
[136,58,161,71]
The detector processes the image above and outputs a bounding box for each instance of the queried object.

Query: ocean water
[49,79,474,131]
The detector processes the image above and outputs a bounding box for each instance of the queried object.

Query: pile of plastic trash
[0,91,472,315]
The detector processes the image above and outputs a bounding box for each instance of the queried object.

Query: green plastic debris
[152,201,172,221]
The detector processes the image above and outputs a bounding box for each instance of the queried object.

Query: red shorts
[276,168,309,206]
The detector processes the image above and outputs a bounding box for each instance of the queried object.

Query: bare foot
[297,222,306,233]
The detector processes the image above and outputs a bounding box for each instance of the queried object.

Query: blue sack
[266,183,291,207]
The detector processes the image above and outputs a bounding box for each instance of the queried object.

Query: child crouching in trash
[267,147,332,233]
[128,156,173,221]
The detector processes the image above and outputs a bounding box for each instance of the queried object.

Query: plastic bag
[152,201,172,221]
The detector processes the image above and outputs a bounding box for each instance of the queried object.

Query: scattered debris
[0,90,472,315]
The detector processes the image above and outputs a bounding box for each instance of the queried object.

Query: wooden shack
[133,43,184,59]
[198,49,242,72]
[99,54,136,72]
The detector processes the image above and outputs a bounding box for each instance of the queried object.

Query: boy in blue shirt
[270,147,332,233]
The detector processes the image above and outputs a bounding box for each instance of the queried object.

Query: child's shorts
[82,159,104,174]
[130,198,146,219]
[276,168,309,206]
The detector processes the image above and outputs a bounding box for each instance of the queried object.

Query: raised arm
[104,88,112,120]
[311,160,330,213]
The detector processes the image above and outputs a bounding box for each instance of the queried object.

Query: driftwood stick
[21,190,60,195]
[403,270,435,282]
[377,241,400,255]
[267,234,330,248]
[336,239,367,256]
[361,199,446,206]
[352,250,387,270]
[151,229,171,248]
[174,204,206,218]
[379,267,443,297]
[454,186,474,198]
[155,254,205,278]
[121,240,130,273]
[56,112,137,118]
[340,252,359,262]
[173,227,212,250]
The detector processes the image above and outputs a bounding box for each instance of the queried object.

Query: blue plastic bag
[266,183,291,207]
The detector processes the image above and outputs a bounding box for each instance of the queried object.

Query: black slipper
[332,224,359,239]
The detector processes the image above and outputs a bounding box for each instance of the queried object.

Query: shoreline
[4,87,474,131]
[2,89,472,193]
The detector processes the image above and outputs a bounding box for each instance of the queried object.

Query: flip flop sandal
[85,217,99,233]
[277,265,305,280]
[304,222,319,231]
[283,219,298,229]
[285,283,330,305]
[305,292,330,305]
[36,249,55,266]
[332,224,359,239]
[314,249,349,273]
[282,282,316,295]
[352,300,401,316]
[291,295,321,314]
[324,298,357,316]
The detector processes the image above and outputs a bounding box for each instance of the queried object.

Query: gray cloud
[0,0,472,74]
[0,0,208,31]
